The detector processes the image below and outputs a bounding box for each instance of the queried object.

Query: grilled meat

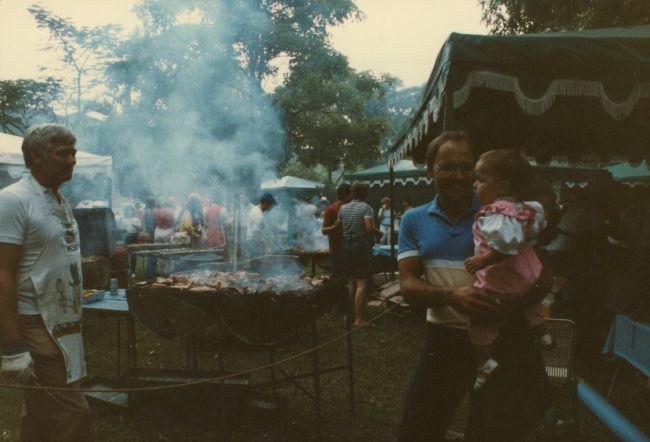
[151,271,330,295]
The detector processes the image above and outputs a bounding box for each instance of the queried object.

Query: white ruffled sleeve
[477,213,525,255]
[523,201,547,241]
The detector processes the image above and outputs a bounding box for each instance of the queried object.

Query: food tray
[82,290,105,304]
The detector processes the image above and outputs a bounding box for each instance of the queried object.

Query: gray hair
[22,124,76,168]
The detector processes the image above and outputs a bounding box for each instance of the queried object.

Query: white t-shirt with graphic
[0,174,81,314]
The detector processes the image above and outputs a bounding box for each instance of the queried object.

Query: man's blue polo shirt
[398,195,482,328]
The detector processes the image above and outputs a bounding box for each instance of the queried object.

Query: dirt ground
[0,296,644,441]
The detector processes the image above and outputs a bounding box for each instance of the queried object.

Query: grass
[0,288,628,441]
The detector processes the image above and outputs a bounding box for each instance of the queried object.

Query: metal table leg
[607,359,623,399]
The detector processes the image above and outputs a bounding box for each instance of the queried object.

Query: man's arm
[321,221,340,234]
[0,243,23,348]
[363,216,374,234]
[512,264,553,312]
[321,208,339,234]
[398,256,502,319]
[364,217,382,239]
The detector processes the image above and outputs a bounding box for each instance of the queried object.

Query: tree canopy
[92,0,378,195]
[0,78,62,134]
[478,0,650,35]
[366,80,420,152]
[274,48,390,180]
[9,0,404,194]
[28,4,121,118]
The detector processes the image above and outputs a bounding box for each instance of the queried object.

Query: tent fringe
[390,94,443,167]
[352,177,433,188]
[453,70,650,121]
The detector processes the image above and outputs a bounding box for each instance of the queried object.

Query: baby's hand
[464,256,485,274]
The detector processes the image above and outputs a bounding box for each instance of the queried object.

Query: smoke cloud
[98,1,284,203]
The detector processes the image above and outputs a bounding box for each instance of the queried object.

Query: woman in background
[179,193,206,248]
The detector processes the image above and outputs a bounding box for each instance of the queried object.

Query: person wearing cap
[245,192,277,257]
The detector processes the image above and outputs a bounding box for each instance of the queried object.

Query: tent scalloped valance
[350,177,433,188]
[388,70,650,167]
[453,70,650,121]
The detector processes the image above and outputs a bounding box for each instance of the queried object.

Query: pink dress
[468,199,546,346]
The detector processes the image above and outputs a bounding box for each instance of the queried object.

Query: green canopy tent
[346,159,616,209]
[346,160,428,186]
[345,160,432,209]
[607,160,650,186]
[389,25,650,166]
[380,26,650,258]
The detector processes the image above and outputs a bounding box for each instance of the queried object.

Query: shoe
[473,358,499,391]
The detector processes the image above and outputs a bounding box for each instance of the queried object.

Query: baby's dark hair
[479,149,532,200]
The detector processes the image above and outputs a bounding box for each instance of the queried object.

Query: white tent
[260,175,323,190]
[0,132,112,180]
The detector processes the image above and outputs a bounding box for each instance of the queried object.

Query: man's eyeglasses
[433,162,475,174]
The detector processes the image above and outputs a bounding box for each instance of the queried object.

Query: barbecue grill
[122,266,354,437]
[126,272,346,345]
[284,248,330,275]
[128,245,225,278]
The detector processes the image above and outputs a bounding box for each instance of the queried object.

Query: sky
[0,0,489,88]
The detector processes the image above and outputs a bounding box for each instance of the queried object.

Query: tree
[477,0,650,34]
[365,78,421,152]
[100,0,373,196]
[274,48,390,182]
[101,1,305,195]
[0,78,62,134]
[28,4,121,118]
[126,0,360,88]
[278,157,327,183]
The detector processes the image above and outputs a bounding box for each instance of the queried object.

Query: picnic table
[82,289,135,376]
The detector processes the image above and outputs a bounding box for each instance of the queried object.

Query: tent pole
[389,165,395,278]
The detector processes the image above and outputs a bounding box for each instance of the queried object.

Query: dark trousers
[341,237,371,279]
[18,315,95,442]
[397,318,551,442]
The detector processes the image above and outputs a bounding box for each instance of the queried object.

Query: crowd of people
[1,124,648,441]
[114,189,334,259]
[115,194,229,249]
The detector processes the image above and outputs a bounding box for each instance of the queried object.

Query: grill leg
[269,348,278,397]
[219,378,230,441]
[185,335,191,369]
[116,316,121,376]
[311,321,322,441]
[127,314,137,373]
[215,322,229,441]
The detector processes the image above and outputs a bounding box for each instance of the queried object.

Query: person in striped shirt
[338,183,380,327]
